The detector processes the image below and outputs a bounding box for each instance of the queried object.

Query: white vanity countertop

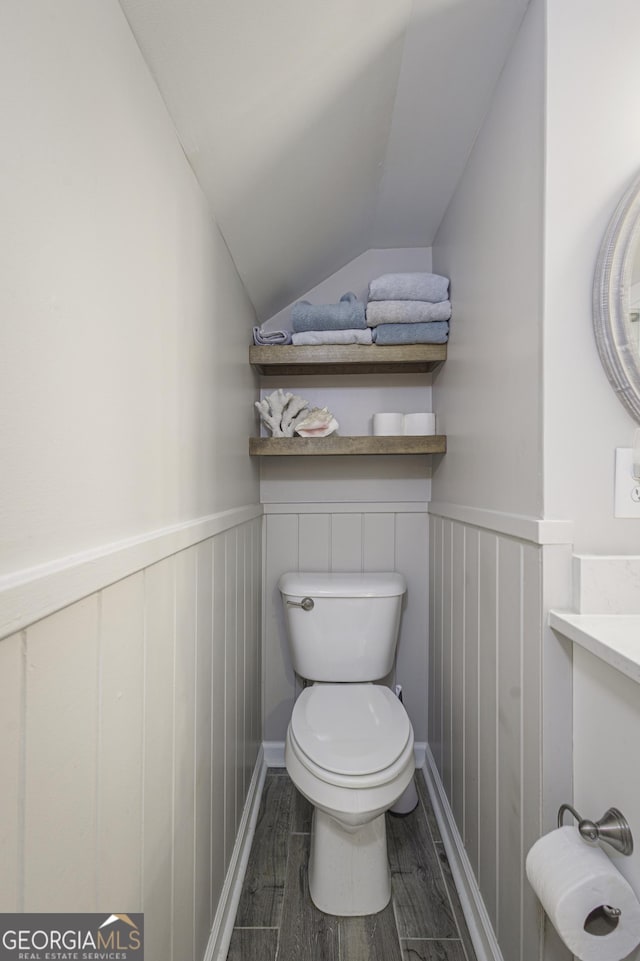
[549,611,640,685]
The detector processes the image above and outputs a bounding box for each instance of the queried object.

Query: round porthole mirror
[593,170,640,423]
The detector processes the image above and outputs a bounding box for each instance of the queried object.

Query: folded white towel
[253,326,292,345]
[366,300,451,326]
[291,329,373,346]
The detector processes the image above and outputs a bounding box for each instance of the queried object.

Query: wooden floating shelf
[249,343,446,375]
[249,434,447,457]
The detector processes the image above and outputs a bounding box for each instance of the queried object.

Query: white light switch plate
[614,448,640,517]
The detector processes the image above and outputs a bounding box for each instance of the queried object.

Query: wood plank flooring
[226,770,477,961]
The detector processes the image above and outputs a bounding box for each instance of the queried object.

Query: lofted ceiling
[118,0,530,321]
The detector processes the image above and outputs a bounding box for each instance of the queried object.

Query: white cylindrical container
[373,412,404,436]
[403,412,436,435]
[390,684,418,815]
[389,779,419,815]
[526,826,640,960]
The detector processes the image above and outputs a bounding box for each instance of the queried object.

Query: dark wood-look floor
[226,770,477,961]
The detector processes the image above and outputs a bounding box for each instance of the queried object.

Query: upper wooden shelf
[249,343,446,375]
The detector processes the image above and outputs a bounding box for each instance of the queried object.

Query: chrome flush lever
[286,597,314,611]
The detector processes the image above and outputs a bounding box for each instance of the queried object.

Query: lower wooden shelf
[249,434,446,456]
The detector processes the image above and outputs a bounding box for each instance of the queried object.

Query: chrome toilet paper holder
[558,803,634,856]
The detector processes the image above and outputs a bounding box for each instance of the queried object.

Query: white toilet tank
[278,572,406,682]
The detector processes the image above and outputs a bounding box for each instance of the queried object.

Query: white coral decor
[294,407,339,438]
[254,389,310,437]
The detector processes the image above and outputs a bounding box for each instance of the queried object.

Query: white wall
[258,372,434,505]
[263,247,432,333]
[567,557,640,928]
[429,1,640,958]
[429,3,575,960]
[430,0,544,519]
[0,0,259,579]
[259,247,437,505]
[261,248,437,514]
[542,9,640,955]
[0,4,262,959]
[573,650,640,900]
[258,250,436,742]
[544,0,640,553]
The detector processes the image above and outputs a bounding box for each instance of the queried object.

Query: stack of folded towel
[290,292,371,346]
[366,272,451,344]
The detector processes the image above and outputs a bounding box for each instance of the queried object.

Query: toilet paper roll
[525,826,640,961]
[373,412,404,436]
[403,412,436,435]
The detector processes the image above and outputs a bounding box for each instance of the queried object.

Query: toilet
[278,571,415,917]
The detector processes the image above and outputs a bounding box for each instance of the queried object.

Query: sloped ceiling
[118,0,530,321]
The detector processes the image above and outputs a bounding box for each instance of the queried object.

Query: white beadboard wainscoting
[0,509,262,961]
[426,506,574,961]
[262,502,430,745]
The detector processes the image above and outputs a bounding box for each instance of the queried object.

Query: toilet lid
[290,684,412,777]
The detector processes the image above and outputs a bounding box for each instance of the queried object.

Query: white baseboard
[413,740,426,769]
[203,746,267,961]
[262,739,427,771]
[262,740,286,767]
[422,746,504,961]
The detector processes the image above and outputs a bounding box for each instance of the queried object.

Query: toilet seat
[289,683,412,789]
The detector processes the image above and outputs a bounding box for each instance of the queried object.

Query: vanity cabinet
[248,343,447,456]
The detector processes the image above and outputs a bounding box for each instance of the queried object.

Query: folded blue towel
[368,272,449,303]
[253,326,292,346]
[366,300,451,326]
[372,321,449,345]
[291,291,366,332]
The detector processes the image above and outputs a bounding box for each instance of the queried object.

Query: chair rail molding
[428,500,574,545]
[0,504,263,640]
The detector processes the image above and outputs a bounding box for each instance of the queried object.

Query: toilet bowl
[278,570,414,916]
[285,682,415,916]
